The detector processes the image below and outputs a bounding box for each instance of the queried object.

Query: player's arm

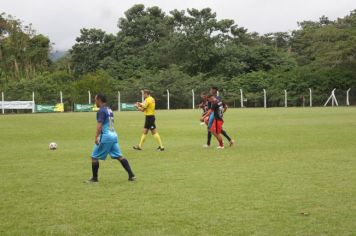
[95,110,105,144]
[223,103,228,113]
[95,122,103,144]
[198,101,204,108]
[134,102,145,112]
[200,109,213,122]
[136,100,148,111]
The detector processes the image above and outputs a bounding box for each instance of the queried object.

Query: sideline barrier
[1,101,35,113]
[121,103,137,111]
[36,103,64,113]
[1,91,35,114]
[74,104,99,112]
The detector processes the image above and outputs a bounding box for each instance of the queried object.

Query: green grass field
[0,108,355,236]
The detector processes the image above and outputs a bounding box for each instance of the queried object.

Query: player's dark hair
[143,89,151,95]
[207,93,215,98]
[96,93,107,103]
[211,86,219,91]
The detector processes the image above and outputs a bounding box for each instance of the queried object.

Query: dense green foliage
[1,6,356,109]
[1,108,356,235]
[0,13,50,79]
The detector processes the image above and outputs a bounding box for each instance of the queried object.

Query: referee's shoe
[133,145,142,151]
[157,146,165,151]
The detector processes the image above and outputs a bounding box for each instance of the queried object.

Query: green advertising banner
[36,103,64,113]
[121,103,137,111]
[74,104,99,112]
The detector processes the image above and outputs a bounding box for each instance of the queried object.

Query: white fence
[117,88,352,110]
[1,88,354,114]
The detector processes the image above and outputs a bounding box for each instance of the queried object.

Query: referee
[133,90,164,151]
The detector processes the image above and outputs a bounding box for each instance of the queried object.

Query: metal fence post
[263,89,267,108]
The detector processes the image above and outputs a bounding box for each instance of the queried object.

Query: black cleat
[133,146,142,151]
[229,139,235,147]
[85,178,98,183]
[128,175,136,181]
[157,146,165,151]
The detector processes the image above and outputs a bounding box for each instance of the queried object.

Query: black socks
[92,161,99,180]
[207,131,212,145]
[221,130,232,142]
[91,158,134,181]
[119,158,134,177]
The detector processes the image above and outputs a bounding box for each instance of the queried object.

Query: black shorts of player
[144,115,156,130]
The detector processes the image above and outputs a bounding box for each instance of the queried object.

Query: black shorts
[144,115,156,130]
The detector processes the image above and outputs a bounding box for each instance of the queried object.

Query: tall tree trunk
[14,59,20,79]
[25,64,29,79]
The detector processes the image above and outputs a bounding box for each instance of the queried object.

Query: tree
[0,13,51,79]
[70,28,115,74]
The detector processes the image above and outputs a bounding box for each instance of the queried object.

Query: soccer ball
[49,142,57,150]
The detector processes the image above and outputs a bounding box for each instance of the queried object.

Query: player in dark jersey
[198,94,209,114]
[201,94,226,149]
[204,87,234,147]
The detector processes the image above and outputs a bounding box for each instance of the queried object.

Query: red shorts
[210,119,223,134]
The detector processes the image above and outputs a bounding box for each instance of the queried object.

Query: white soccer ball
[49,142,58,150]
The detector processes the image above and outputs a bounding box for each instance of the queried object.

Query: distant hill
[49,50,68,61]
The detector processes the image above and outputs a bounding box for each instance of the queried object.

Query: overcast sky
[2,0,355,50]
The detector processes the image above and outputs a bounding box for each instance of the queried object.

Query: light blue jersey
[97,106,118,143]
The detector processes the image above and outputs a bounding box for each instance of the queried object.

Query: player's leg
[213,133,224,149]
[151,128,164,151]
[221,129,235,146]
[134,128,148,150]
[205,113,214,147]
[90,158,99,182]
[117,157,136,181]
[206,131,212,147]
[211,120,224,148]
[87,144,109,182]
[149,117,164,151]
[139,128,149,147]
[110,142,136,181]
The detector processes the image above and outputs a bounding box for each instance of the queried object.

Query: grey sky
[2,0,355,50]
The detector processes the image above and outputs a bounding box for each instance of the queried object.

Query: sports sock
[119,158,134,177]
[139,134,147,148]
[92,161,99,180]
[207,131,212,145]
[221,130,232,142]
[218,137,224,147]
[153,133,163,147]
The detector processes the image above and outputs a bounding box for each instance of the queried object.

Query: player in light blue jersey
[87,93,136,182]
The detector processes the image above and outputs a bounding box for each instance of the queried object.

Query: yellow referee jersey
[142,96,155,115]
